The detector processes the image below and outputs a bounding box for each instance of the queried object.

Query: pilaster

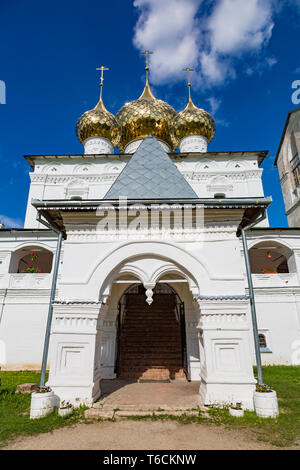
[47,301,108,405]
[196,297,256,410]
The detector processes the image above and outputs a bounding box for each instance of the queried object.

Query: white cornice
[29,169,263,185]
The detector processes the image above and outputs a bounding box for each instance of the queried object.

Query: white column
[47,302,107,406]
[24,174,46,228]
[124,138,171,154]
[83,137,113,154]
[179,135,208,153]
[197,297,256,410]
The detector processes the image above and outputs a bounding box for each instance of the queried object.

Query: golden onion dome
[76,95,120,147]
[174,86,216,146]
[116,80,177,152]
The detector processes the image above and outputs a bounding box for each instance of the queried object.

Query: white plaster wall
[254,291,300,365]
[0,232,57,369]
[24,152,265,228]
[1,227,300,369]
[0,293,50,369]
[57,234,246,301]
[242,231,300,365]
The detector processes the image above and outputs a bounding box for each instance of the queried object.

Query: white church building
[0,64,300,409]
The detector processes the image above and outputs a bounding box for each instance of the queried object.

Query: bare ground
[4,419,276,450]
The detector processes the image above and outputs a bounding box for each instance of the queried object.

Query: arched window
[249,241,294,275]
[9,246,54,273]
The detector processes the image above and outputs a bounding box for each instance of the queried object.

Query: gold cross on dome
[141,50,153,71]
[96,66,109,99]
[183,67,195,87]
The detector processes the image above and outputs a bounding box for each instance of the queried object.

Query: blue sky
[0,0,299,227]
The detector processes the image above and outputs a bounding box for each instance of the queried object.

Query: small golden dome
[76,96,120,147]
[116,81,177,152]
[174,89,216,146]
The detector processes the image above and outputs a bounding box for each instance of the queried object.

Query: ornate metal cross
[96,66,109,99]
[183,67,195,87]
[141,50,153,71]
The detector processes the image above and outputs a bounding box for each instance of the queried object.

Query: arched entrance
[115,283,188,381]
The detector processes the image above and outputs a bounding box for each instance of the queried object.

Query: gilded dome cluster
[76,73,215,152]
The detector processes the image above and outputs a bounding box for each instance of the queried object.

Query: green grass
[125,366,300,448]
[0,371,87,448]
[186,366,300,448]
[0,366,299,448]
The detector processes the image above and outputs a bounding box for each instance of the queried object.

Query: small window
[259,334,267,349]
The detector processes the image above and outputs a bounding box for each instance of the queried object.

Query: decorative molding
[30,174,119,184]
[199,313,247,322]
[64,222,238,242]
[196,295,250,301]
[30,169,263,186]
[53,299,102,305]
[184,170,262,182]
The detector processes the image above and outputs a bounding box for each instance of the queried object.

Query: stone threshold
[85,408,207,419]
[85,402,209,419]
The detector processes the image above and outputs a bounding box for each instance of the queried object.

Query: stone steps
[118,293,184,380]
[85,407,204,419]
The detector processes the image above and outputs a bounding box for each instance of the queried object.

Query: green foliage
[0,371,87,448]
[206,365,300,447]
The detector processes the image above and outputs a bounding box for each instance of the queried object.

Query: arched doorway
[115,283,188,381]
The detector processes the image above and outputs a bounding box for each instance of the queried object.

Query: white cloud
[133,0,203,84]
[201,0,275,84]
[206,96,222,114]
[133,0,288,88]
[208,0,274,55]
[0,215,23,228]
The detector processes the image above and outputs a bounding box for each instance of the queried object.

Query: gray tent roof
[104,136,198,200]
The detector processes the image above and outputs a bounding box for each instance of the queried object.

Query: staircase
[118,294,186,381]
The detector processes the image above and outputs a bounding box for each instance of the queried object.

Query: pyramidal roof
[104,136,198,200]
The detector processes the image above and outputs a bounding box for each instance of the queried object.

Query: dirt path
[4,420,274,450]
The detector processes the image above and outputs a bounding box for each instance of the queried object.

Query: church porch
[87,379,204,417]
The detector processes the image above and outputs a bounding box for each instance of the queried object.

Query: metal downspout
[36,211,64,388]
[241,209,267,386]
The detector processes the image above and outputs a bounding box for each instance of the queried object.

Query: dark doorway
[115,283,188,381]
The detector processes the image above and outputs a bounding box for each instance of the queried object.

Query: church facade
[0,64,300,409]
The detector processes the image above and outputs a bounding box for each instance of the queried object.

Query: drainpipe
[36,211,64,388]
[241,209,267,386]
